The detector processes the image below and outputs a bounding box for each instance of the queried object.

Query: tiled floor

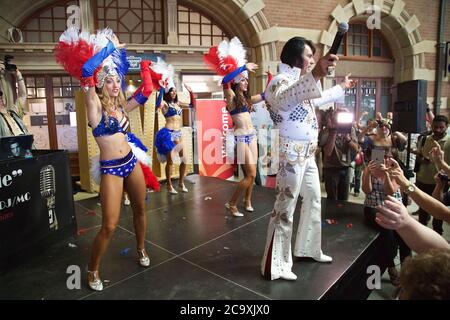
[1,175,386,300]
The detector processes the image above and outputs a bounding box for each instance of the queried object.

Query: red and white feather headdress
[203,37,248,83]
[55,27,129,88]
[150,57,175,93]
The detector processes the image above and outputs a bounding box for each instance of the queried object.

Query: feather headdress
[203,37,248,83]
[150,57,175,93]
[55,27,130,88]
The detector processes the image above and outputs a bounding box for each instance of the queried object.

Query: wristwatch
[403,183,416,195]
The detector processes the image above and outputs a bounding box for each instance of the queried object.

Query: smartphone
[371,147,386,166]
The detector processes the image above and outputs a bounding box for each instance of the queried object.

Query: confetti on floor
[120,248,131,256]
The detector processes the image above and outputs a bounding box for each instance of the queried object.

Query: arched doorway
[320,0,427,121]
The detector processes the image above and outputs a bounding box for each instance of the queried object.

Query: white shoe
[313,253,332,263]
[138,249,150,267]
[168,186,178,194]
[225,203,244,217]
[124,198,130,206]
[243,199,254,212]
[87,270,103,291]
[179,184,188,193]
[280,271,297,281]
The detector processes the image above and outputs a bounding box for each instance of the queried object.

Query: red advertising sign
[195,100,234,180]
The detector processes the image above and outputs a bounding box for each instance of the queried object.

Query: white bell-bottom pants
[261,156,323,280]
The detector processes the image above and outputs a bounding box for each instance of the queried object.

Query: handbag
[355,151,364,166]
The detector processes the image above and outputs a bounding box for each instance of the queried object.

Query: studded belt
[279,136,317,164]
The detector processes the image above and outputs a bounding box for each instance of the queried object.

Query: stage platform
[0,175,385,300]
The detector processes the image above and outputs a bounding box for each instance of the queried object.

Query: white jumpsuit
[261,63,345,280]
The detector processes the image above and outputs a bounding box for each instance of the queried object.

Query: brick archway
[320,0,426,83]
[180,0,276,90]
[9,0,276,91]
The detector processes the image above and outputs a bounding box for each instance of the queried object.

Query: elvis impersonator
[261,37,348,281]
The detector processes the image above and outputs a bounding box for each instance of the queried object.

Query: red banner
[195,100,234,180]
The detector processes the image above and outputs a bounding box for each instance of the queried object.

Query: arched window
[177,5,228,46]
[20,0,78,43]
[96,0,165,44]
[338,23,393,60]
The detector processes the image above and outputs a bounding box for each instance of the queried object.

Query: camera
[4,55,17,72]
[333,111,354,133]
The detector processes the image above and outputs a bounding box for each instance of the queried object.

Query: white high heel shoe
[225,203,244,217]
[243,199,254,212]
[168,186,178,194]
[138,249,150,267]
[87,270,103,291]
[179,184,188,193]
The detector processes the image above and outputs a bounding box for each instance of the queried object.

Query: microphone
[329,22,349,54]
[40,165,58,230]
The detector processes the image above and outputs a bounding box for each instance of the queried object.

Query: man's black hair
[433,115,448,125]
[280,37,316,68]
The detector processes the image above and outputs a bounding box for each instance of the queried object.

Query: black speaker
[392,80,427,133]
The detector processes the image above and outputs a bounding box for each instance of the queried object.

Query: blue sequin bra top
[229,105,249,116]
[92,112,128,137]
[164,103,182,118]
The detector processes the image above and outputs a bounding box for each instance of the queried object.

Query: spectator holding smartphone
[362,158,407,286]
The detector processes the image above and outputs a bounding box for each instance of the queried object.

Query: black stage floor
[0,175,385,300]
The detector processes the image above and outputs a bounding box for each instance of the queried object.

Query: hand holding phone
[371,147,386,166]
